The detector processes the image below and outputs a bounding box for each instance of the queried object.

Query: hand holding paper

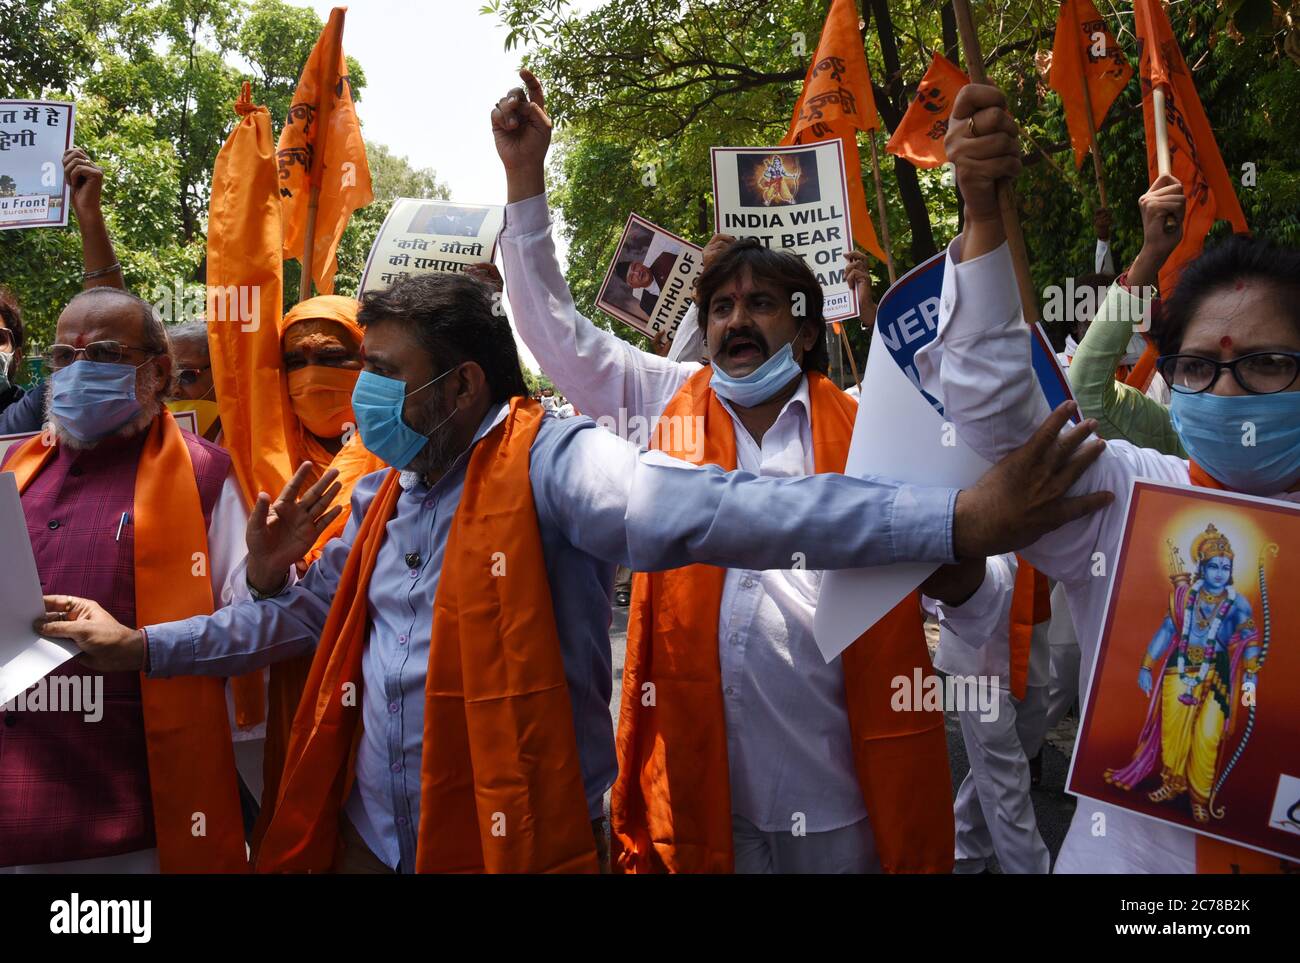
[36,596,145,674]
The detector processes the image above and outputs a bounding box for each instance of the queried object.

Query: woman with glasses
[928,83,1294,874]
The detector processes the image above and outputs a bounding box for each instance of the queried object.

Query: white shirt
[917,237,1300,873]
[206,471,262,741]
[501,193,869,833]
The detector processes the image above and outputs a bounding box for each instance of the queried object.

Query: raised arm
[64,149,125,291]
[914,85,1183,586]
[494,69,692,426]
[1070,175,1187,456]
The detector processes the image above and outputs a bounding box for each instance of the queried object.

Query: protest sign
[711,140,858,322]
[0,100,75,230]
[1069,479,1300,863]
[595,213,702,341]
[358,198,503,296]
[815,252,1071,660]
[814,252,989,660]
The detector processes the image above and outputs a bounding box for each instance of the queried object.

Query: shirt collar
[397,401,510,492]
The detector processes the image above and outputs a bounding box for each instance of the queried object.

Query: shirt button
[389,702,399,714]
[47,519,60,530]
[729,633,739,645]
[725,686,735,695]
[397,815,408,826]
[390,762,402,773]
[742,577,756,589]
[409,569,419,579]
[398,634,407,645]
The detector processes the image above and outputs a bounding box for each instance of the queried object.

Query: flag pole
[1077,50,1110,210]
[951,0,1039,323]
[298,192,320,301]
[1151,85,1178,233]
[866,132,897,284]
[835,322,862,392]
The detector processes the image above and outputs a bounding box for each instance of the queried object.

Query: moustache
[718,327,770,358]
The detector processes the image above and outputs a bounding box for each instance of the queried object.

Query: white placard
[0,100,75,230]
[0,473,78,705]
[711,141,858,322]
[358,198,504,296]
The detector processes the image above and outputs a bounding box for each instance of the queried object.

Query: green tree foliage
[0,0,436,353]
[489,0,1300,364]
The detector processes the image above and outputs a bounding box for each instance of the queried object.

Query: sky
[300,0,604,376]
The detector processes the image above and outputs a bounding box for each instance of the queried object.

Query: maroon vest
[0,425,229,866]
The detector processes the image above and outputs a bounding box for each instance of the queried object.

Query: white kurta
[918,237,1300,873]
[929,555,1051,873]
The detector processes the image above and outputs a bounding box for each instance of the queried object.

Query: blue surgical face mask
[49,360,144,443]
[1170,389,1300,494]
[709,341,802,407]
[351,367,456,469]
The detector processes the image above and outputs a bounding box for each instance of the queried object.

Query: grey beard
[404,395,461,480]
[45,371,166,450]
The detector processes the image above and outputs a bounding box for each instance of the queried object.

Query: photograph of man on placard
[405,202,490,238]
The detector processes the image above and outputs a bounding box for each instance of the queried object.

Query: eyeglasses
[46,341,161,369]
[1157,352,1300,395]
[177,364,211,386]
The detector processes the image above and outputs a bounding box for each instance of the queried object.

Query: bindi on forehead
[1220,335,1232,349]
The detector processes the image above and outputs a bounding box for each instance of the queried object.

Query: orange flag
[884,53,968,170]
[1135,0,1248,296]
[207,82,298,730]
[1048,0,1133,168]
[207,82,296,509]
[781,0,885,262]
[278,6,373,296]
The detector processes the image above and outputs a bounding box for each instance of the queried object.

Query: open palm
[245,462,343,592]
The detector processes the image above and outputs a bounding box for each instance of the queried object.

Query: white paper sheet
[812,321,991,662]
[0,472,78,705]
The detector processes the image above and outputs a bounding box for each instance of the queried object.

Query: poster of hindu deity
[1068,479,1300,862]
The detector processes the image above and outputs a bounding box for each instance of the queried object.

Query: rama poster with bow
[1068,479,1300,863]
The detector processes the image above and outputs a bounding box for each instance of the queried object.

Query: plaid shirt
[0,426,228,866]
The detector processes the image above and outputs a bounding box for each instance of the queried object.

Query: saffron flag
[207,83,295,510]
[277,6,373,296]
[782,0,885,262]
[1048,0,1133,168]
[884,53,968,170]
[1134,0,1248,296]
[206,82,297,730]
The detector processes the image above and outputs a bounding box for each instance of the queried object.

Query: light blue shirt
[147,403,957,869]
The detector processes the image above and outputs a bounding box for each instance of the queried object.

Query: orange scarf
[256,399,598,872]
[5,413,247,872]
[1008,560,1052,700]
[1183,461,1295,874]
[611,369,953,872]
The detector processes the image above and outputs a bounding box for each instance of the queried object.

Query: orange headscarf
[4,413,247,872]
[611,368,953,873]
[257,399,598,873]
